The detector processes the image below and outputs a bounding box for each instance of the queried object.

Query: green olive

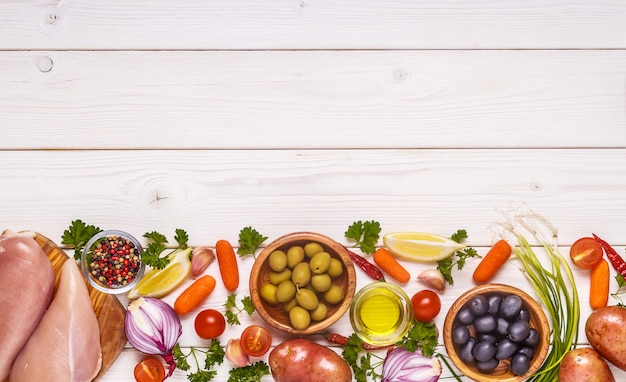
[304,241,324,258]
[283,298,298,312]
[269,268,292,285]
[310,273,332,292]
[289,306,311,330]
[327,258,344,279]
[291,262,311,287]
[276,280,297,303]
[324,284,345,305]
[295,288,319,310]
[310,303,328,321]
[260,283,279,305]
[309,251,331,274]
[287,245,305,269]
[268,250,288,272]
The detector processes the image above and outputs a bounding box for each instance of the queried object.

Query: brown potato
[558,347,615,382]
[585,305,626,371]
[269,338,352,382]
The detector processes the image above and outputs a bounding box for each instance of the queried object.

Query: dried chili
[593,233,626,277]
[324,332,389,351]
[343,245,385,281]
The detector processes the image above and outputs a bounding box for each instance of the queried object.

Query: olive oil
[350,282,413,346]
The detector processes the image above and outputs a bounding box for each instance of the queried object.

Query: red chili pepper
[343,245,385,281]
[593,233,626,277]
[324,332,390,351]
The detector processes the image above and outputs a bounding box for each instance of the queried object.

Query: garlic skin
[191,246,215,278]
[225,339,250,367]
[417,269,446,292]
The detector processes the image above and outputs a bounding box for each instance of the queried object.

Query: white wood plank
[1,1,625,49]
[2,149,625,246]
[1,50,625,149]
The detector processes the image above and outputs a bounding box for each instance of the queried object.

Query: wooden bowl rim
[443,283,550,382]
[249,231,357,335]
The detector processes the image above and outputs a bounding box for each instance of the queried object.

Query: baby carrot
[373,247,410,283]
[472,239,512,283]
[215,239,239,291]
[590,258,609,310]
[174,275,217,315]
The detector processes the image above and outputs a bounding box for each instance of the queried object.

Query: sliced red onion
[125,297,182,377]
[382,347,442,382]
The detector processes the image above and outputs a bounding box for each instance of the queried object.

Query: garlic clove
[417,269,446,292]
[191,246,215,278]
[225,339,250,367]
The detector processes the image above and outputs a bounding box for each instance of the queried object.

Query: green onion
[510,234,580,381]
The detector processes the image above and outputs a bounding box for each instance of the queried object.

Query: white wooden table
[2,1,626,381]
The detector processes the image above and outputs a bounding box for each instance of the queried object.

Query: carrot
[472,239,512,283]
[373,247,410,283]
[174,275,217,315]
[590,258,610,310]
[215,239,239,291]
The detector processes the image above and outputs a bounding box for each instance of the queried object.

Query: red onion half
[382,347,442,382]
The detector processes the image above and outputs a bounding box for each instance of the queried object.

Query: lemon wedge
[127,247,192,300]
[382,232,466,262]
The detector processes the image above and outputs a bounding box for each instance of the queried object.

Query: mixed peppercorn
[88,234,141,288]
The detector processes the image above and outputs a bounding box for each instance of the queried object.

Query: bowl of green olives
[443,284,550,382]
[249,232,357,335]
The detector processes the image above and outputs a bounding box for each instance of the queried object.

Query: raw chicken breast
[10,259,102,382]
[0,232,55,381]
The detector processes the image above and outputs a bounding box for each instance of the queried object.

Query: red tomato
[570,237,604,269]
[411,290,441,322]
[194,309,226,339]
[133,357,165,382]
[240,325,272,357]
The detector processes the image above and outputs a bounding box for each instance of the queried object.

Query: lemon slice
[383,232,466,262]
[127,247,192,300]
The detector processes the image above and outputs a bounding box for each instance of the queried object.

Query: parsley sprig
[436,229,479,285]
[228,361,270,382]
[142,228,189,270]
[61,219,102,260]
[612,274,626,306]
[173,340,225,382]
[345,220,381,254]
[237,226,268,258]
[341,334,384,382]
[224,294,255,325]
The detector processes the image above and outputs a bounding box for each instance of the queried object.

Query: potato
[268,338,352,382]
[585,305,626,371]
[558,347,615,382]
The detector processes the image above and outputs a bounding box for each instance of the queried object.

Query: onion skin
[125,297,182,377]
[382,347,442,382]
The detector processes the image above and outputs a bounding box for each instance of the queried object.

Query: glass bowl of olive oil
[349,282,413,346]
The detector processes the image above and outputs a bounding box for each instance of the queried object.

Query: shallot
[382,347,442,382]
[125,297,182,377]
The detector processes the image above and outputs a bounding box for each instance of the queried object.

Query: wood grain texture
[0,50,625,149]
[33,233,126,382]
[0,1,625,49]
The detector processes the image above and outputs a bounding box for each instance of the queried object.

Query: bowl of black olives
[443,284,550,382]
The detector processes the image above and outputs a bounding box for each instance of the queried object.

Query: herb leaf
[142,231,170,269]
[175,228,189,249]
[173,340,224,382]
[237,226,268,257]
[395,320,438,356]
[224,294,255,325]
[61,219,102,260]
[436,229,479,285]
[341,334,383,382]
[228,361,270,382]
[345,220,381,255]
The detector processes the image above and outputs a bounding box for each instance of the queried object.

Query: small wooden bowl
[443,284,550,382]
[249,232,356,335]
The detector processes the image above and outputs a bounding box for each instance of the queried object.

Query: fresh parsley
[394,319,438,356]
[341,334,383,382]
[228,361,270,382]
[61,219,102,260]
[224,294,255,325]
[237,226,268,257]
[345,220,381,255]
[142,228,189,270]
[436,229,479,285]
[612,274,626,306]
[173,340,225,382]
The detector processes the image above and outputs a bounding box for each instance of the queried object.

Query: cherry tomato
[570,237,604,269]
[133,357,165,382]
[240,325,272,357]
[194,309,226,339]
[411,289,441,322]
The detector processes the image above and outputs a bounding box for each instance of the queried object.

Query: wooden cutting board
[31,233,127,381]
